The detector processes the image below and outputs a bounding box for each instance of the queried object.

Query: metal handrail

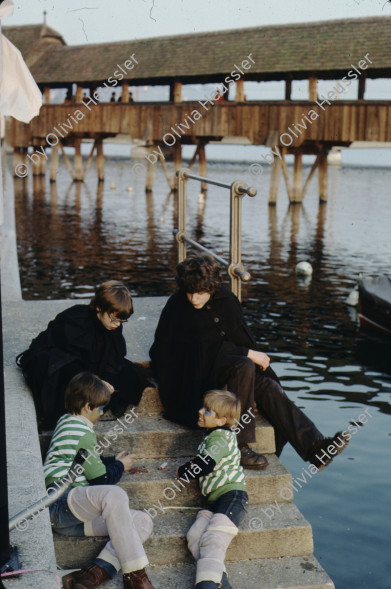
[175,168,257,300]
[9,449,88,531]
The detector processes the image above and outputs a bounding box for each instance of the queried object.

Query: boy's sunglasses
[97,404,108,415]
[203,406,215,417]
[108,314,128,324]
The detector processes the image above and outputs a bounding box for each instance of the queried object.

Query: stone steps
[59,555,334,589]
[54,503,314,570]
[40,382,334,587]
[40,410,276,459]
[115,455,292,509]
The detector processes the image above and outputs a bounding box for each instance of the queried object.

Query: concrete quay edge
[59,556,335,589]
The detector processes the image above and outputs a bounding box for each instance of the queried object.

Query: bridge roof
[3,24,66,66]
[3,17,391,87]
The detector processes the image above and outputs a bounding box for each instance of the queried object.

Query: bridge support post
[12,149,27,178]
[75,86,83,103]
[74,138,83,181]
[121,83,129,103]
[12,147,28,178]
[318,152,328,203]
[269,157,282,205]
[43,87,51,104]
[96,139,104,182]
[198,142,208,192]
[236,79,245,102]
[170,81,182,103]
[309,77,318,101]
[146,160,156,193]
[31,147,43,177]
[292,153,303,203]
[49,145,59,182]
[38,152,46,176]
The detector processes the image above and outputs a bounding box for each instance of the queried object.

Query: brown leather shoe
[239,444,268,469]
[123,568,155,589]
[62,563,110,589]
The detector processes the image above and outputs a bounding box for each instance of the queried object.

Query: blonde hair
[203,390,241,428]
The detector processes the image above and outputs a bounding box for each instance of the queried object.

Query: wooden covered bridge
[4,16,391,203]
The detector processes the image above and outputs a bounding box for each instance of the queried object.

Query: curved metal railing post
[176,168,190,262]
[175,169,257,300]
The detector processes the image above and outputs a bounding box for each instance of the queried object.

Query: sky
[4,0,391,45]
[3,0,390,166]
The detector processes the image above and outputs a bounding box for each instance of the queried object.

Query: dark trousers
[208,490,249,527]
[218,356,323,460]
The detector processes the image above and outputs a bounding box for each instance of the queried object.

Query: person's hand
[116,451,136,470]
[247,349,270,371]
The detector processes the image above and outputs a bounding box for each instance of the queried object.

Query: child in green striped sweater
[44,372,156,589]
[177,390,249,589]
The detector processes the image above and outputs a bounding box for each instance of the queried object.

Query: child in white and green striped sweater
[177,390,249,589]
[44,372,156,589]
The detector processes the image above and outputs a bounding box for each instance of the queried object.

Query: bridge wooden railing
[8,100,391,149]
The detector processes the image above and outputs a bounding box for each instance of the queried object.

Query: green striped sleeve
[76,432,106,480]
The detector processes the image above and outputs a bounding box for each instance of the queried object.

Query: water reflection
[9,158,391,589]
[11,159,391,416]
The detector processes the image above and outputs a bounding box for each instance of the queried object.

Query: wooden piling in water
[49,145,59,182]
[198,142,208,192]
[269,158,282,205]
[292,153,303,203]
[96,139,104,182]
[74,138,83,182]
[318,152,328,203]
[146,159,156,192]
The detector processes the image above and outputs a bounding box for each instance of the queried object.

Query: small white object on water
[296,261,313,277]
[158,461,168,470]
[127,186,133,192]
[110,181,116,190]
[346,286,359,307]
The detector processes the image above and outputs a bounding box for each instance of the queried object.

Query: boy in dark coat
[17,280,146,430]
[150,254,348,470]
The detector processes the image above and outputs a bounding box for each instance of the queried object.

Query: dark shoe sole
[240,459,268,470]
[310,431,349,471]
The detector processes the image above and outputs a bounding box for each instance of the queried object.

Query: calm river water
[8,153,391,588]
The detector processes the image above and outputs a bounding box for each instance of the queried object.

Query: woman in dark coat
[150,254,348,470]
[17,281,146,430]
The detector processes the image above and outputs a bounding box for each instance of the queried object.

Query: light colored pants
[68,485,153,574]
[187,510,238,585]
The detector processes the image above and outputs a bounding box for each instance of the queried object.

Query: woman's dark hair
[176,254,222,294]
[65,372,111,414]
[90,280,133,320]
